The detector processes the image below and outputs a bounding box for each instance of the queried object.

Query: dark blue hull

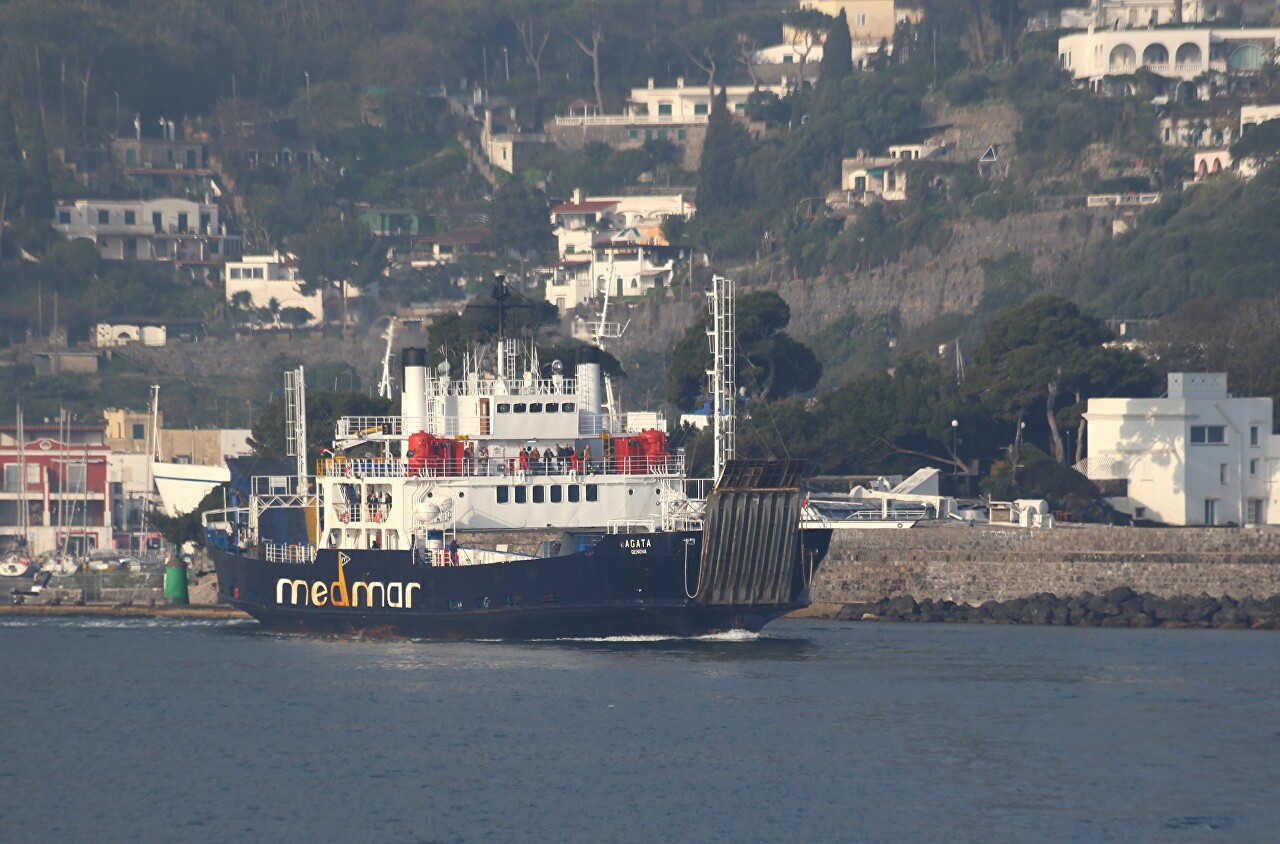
[213,530,829,640]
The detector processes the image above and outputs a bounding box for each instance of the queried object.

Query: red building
[0,423,113,557]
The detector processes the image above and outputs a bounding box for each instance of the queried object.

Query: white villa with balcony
[543,189,694,312]
[53,198,241,267]
[224,253,323,326]
[1081,373,1280,526]
[1058,26,1280,93]
[556,78,789,130]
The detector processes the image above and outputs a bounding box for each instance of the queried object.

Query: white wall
[225,254,322,325]
[1084,374,1275,525]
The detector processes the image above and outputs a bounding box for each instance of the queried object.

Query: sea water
[1,618,1277,843]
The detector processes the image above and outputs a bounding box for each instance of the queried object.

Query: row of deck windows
[496,402,575,414]
[496,484,598,504]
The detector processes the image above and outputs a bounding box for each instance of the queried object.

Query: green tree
[249,390,393,460]
[970,295,1153,465]
[292,213,384,294]
[1231,118,1280,166]
[667,290,821,411]
[816,10,852,102]
[485,180,554,264]
[696,88,749,221]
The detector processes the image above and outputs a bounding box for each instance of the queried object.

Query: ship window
[497,403,510,413]
[513,403,527,413]
[449,599,463,610]
[532,485,545,503]
[506,595,521,607]
[530,402,543,412]
[542,592,563,604]
[561,402,575,412]
[568,485,581,502]
[586,484,598,502]
[550,485,563,503]
[545,403,558,413]
[515,486,527,503]
[497,486,509,504]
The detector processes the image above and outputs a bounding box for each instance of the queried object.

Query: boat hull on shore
[213,529,829,640]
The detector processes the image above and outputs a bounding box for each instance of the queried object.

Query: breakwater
[807,524,1280,628]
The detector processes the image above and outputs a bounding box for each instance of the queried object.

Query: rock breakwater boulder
[827,592,1280,630]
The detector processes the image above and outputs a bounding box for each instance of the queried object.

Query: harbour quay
[806,524,1280,628]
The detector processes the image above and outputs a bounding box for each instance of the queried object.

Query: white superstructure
[253,277,710,556]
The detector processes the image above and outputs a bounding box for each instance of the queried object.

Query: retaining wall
[810,524,1280,604]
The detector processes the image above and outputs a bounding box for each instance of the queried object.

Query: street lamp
[951,419,960,495]
[304,71,311,111]
[502,47,510,82]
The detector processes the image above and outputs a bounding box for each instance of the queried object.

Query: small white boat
[0,555,31,578]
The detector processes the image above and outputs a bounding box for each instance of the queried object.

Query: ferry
[206,276,830,639]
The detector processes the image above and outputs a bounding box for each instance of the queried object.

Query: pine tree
[817,10,853,102]
[697,87,744,219]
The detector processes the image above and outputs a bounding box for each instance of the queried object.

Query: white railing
[264,543,315,564]
[420,377,580,398]
[608,519,657,534]
[323,452,686,481]
[335,416,403,439]
[331,501,393,525]
[1086,193,1160,207]
[554,114,704,127]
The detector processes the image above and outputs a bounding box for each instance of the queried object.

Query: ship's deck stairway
[695,460,806,607]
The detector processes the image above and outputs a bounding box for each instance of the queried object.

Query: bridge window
[561,402,575,412]
[545,403,559,413]
[532,486,545,503]
[513,403,526,413]
[568,485,580,503]
[497,403,510,413]
[515,486,527,504]
[530,403,543,412]
[550,485,563,503]
[586,484,598,502]
[497,486,509,504]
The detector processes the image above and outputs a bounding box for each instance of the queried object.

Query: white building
[840,145,944,203]
[53,198,240,266]
[224,253,323,326]
[1058,26,1280,91]
[1241,103,1280,130]
[544,190,695,312]
[1081,373,1280,526]
[557,78,788,130]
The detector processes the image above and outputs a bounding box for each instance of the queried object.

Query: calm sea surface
[1,618,1277,843]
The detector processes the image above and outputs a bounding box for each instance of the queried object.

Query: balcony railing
[554,114,706,127]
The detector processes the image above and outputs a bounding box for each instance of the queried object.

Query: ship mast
[378,320,396,398]
[284,366,307,484]
[707,275,736,484]
[16,404,27,548]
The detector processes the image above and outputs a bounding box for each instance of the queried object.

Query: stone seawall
[810,525,1280,605]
